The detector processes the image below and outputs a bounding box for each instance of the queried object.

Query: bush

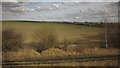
[33,27,58,51]
[2,29,23,52]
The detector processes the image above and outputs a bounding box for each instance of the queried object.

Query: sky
[0,0,119,22]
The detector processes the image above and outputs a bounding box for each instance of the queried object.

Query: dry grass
[77,48,119,57]
[2,48,119,61]
[41,48,79,58]
[2,49,41,61]
[2,48,79,61]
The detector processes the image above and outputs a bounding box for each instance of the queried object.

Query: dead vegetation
[2,49,41,61]
[2,47,118,61]
[77,47,118,57]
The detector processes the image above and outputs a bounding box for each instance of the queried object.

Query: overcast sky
[1,0,119,22]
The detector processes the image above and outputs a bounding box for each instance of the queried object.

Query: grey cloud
[27,2,118,22]
[1,2,33,14]
[1,2,22,14]
[2,2,23,7]
[34,2,91,12]
[106,2,118,13]
[2,2,118,22]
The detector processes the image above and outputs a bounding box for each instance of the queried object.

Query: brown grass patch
[78,48,118,57]
[2,49,41,61]
[41,48,79,58]
[2,48,119,61]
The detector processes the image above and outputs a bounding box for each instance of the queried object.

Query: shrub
[33,27,58,51]
[2,29,23,52]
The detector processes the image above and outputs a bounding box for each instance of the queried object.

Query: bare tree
[33,27,58,51]
[100,7,119,48]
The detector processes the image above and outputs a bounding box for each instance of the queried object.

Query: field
[2,21,119,66]
[2,21,102,43]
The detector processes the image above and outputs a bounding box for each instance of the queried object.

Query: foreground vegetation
[3,47,118,61]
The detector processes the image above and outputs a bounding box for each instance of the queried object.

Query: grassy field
[2,21,119,66]
[2,21,102,44]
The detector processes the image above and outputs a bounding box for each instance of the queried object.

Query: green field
[3,21,102,44]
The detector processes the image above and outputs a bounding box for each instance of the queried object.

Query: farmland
[2,21,102,43]
[2,21,119,66]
